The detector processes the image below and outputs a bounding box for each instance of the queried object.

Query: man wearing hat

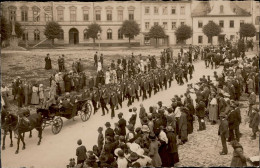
[91,87,100,114]
[61,92,73,117]
[109,91,118,119]
[139,104,147,125]
[100,86,109,116]
[227,104,240,142]
[129,107,137,127]
[118,112,126,136]
[249,107,259,140]
[105,122,115,140]
[218,113,229,155]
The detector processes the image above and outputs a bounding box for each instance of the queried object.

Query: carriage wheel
[81,101,92,122]
[52,117,63,134]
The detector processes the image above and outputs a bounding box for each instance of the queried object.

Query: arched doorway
[69,28,79,44]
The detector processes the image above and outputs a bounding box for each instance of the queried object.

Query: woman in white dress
[97,61,102,72]
[1,84,10,108]
[208,93,218,125]
[31,84,40,105]
[49,79,57,104]
[105,69,110,84]
[39,84,45,107]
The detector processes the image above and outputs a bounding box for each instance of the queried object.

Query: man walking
[218,113,229,155]
[94,52,98,67]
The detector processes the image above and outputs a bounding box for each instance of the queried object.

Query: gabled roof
[230,1,251,16]
[192,1,251,17]
[191,1,211,17]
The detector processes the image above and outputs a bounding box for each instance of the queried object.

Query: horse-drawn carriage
[37,94,92,134]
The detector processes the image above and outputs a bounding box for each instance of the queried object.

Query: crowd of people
[1,41,258,167]
[66,44,259,168]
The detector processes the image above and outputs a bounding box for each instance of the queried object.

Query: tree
[44,21,62,45]
[0,17,11,43]
[87,23,102,44]
[239,23,256,40]
[120,20,140,47]
[202,21,221,44]
[174,24,192,44]
[14,21,23,38]
[148,25,166,47]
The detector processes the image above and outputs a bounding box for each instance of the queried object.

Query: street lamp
[97,31,101,51]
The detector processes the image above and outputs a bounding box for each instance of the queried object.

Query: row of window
[58,9,134,22]
[9,8,135,22]
[145,21,186,30]
[144,6,185,15]
[83,29,124,40]
[22,28,125,41]
[198,20,245,28]
[22,29,41,41]
[197,35,236,44]
[9,7,52,22]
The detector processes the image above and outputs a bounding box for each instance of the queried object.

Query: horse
[1,108,34,150]
[4,111,43,154]
[1,109,15,150]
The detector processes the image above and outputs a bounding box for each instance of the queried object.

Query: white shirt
[174,107,182,118]
[117,157,128,168]
[135,156,152,167]
[159,130,168,144]
[210,98,217,105]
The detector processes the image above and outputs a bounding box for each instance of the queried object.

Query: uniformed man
[118,112,126,136]
[188,63,195,80]
[116,84,123,109]
[91,87,100,114]
[100,86,109,116]
[62,92,73,117]
[109,91,118,119]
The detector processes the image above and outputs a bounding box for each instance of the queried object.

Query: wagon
[37,98,92,134]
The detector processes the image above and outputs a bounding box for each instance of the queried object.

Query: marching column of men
[84,48,195,119]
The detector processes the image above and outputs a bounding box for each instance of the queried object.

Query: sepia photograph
[0,0,259,167]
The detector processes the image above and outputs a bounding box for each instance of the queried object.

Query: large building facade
[191,0,252,45]
[140,1,192,46]
[1,0,259,46]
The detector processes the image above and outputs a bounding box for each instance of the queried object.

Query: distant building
[1,0,258,47]
[140,0,192,46]
[191,0,252,45]
[251,1,260,43]
[1,1,141,46]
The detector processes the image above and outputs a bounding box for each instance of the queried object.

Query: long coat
[179,112,188,142]
[209,98,218,121]
[118,118,126,136]
[45,56,52,70]
[31,86,39,105]
[64,75,72,92]
[166,132,179,166]
[148,140,162,167]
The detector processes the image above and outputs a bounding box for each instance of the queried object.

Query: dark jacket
[105,128,115,138]
[118,118,126,136]
[227,110,240,129]
[76,145,87,162]
[196,101,206,117]
[166,132,178,153]
[218,118,229,138]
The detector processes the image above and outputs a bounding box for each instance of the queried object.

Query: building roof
[191,1,211,17]
[192,1,251,17]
